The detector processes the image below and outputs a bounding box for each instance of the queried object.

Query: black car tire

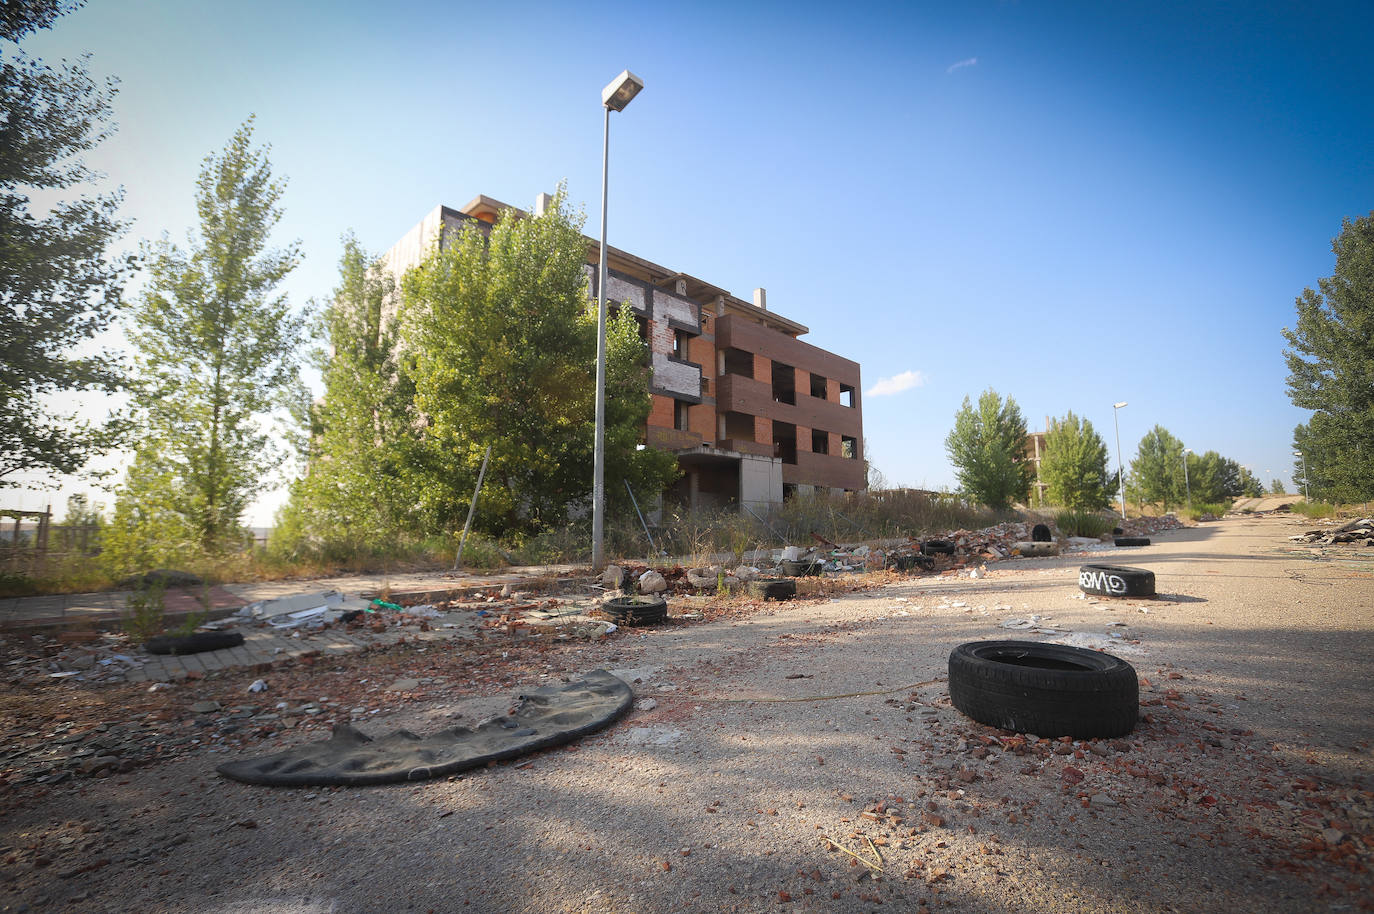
[1078,563,1155,597]
[601,595,667,626]
[948,640,1138,738]
[748,579,797,601]
[1114,536,1150,547]
[781,560,823,577]
[144,631,245,655]
[1031,524,1053,543]
[921,540,956,556]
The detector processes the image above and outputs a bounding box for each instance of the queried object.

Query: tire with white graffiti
[949,640,1139,738]
[1078,563,1155,598]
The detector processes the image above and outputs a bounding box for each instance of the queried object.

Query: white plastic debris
[247,678,268,693]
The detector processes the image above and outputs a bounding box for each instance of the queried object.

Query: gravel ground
[1,513,1371,913]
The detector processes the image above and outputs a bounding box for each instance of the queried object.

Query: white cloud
[946,57,978,74]
[865,370,927,398]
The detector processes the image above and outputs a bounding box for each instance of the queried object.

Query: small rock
[385,678,422,692]
[190,701,221,714]
[1090,793,1118,808]
[1322,828,1345,845]
[638,571,668,594]
[600,565,625,588]
[635,698,658,712]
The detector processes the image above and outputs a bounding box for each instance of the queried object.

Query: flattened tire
[1078,564,1155,598]
[748,579,796,601]
[921,539,956,556]
[1114,536,1150,547]
[948,640,1138,738]
[144,631,245,655]
[602,596,667,626]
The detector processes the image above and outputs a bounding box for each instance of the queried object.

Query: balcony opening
[635,315,648,344]
[810,373,827,400]
[772,361,796,405]
[674,399,690,432]
[842,435,859,460]
[673,328,689,359]
[722,347,754,379]
[812,429,829,454]
[722,411,754,442]
[773,421,797,465]
[839,383,855,408]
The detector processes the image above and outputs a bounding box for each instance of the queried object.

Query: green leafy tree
[1184,450,1243,504]
[1040,411,1110,510]
[1269,478,1287,495]
[286,235,422,553]
[944,389,1033,511]
[1282,213,1374,502]
[1236,465,1264,499]
[1,2,135,484]
[1130,426,1185,512]
[116,118,305,559]
[1290,424,1333,501]
[400,187,674,537]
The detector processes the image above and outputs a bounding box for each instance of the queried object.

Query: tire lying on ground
[1031,523,1053,543]
[781,559,823,577]
[144,631,245,655]
[601,595,667,626]
[948,640,1139,739]
[1078,563,1155,598]
[921,539,956,556]
[1114,536,1150,547]
[748,578,797,601]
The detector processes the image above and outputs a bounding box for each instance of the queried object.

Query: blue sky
[13,0,1373,521]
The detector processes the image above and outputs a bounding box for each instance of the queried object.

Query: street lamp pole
[1112,402,1128,521]
[592,70,644,570]
[1294,450,1309,501]
[1182,448,1192,509]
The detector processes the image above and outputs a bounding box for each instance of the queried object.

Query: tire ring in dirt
[1114,536,1151,547]
[144,631,246,655]
[781,560,823,577]
[921,539,956,556]
[1031,523,1053,542]
[948,640,1139,738]
[601,595,668,626]
[1078,563,1155,597]
[748,579,797,601]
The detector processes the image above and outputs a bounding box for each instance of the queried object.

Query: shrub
[1054,509,1114,539]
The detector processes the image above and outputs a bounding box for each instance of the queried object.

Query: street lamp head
[602,70,644,111]
[1113,401,1128,409]
[1293,450,1303,457]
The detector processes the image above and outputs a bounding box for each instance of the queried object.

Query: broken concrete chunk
[600,565,625,588]
[638,571,668,594]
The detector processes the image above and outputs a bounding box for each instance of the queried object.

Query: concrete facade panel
[651,352,701,399]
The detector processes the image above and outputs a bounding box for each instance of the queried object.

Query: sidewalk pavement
[0,565,583,633]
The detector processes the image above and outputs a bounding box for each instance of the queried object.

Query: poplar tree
[1040,411,1110,510]
[945,389,1033,511]
[111,119,304,561]
[1283,213,1374,502]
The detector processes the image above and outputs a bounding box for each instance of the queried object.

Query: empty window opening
[723,411,754,442]
[773,421,798,465]
[701,377,710,396]
[842,435,858,460]
[674,399,691,432]
[783,483,799,501]
[810,373,827,399]
[673,329,689,359]
[812,429,829,454]
[635,316,649,344]
[722,348,754,378]
[772,362,796,406]
[839,383,855,408]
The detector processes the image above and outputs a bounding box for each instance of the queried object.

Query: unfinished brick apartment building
[383,194,864,511]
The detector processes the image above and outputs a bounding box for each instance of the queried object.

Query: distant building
[383,194,865,511]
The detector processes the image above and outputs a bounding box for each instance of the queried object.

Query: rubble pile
[1288,517,1374,547]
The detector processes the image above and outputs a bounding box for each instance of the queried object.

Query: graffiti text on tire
[1080,569,1128,595]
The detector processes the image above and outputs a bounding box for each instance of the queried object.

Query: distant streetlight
[1112,402,1128,520]
[592,69,644,571]
[1182,448,1192,509]
[1294,450,1309,500]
